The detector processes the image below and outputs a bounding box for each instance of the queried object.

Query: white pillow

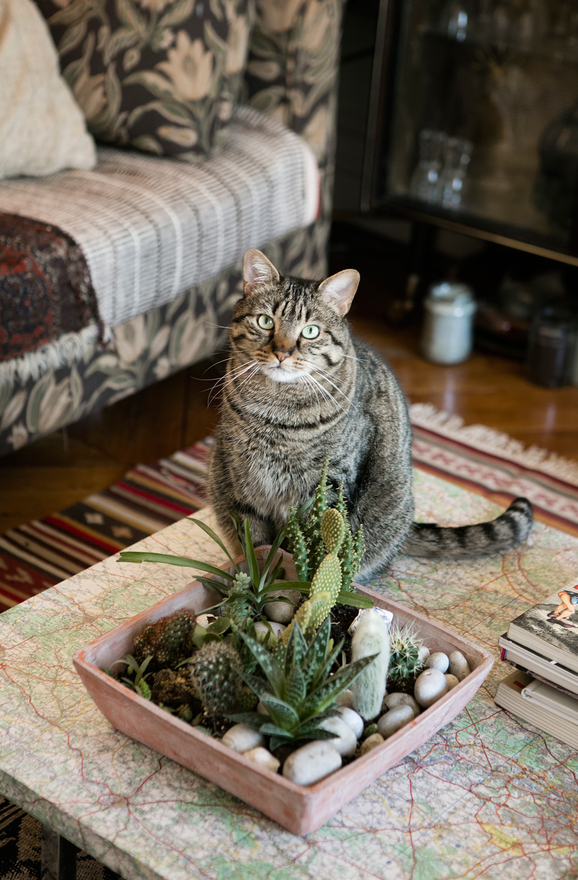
[0,0,96,179]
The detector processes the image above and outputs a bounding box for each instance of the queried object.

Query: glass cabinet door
[379,0,578,252]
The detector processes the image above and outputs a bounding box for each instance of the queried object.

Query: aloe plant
[228,616,377,751]
[118,512,372,615]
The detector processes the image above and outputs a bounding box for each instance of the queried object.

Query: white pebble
[318,716,357,756]
[418,645,430,663]
[337,706,364,739]
[383,692,420,717]
[336,690,354,708]
[426,652,449,673]
[254,620,286,639]
[243,746,280,773]
[360,733,384,755]
[257,701,269,715]
[377,704,414,738]
[283,740,342,786]
[449,651,471,681]
[414,668,448,708]
[195,613,217,628]
[221,724,264,753]
[263,589,301,624]
[445,674,460,690]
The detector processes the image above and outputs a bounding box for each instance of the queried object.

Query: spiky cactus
[388,624,425,688]
[286,506,308,581]
[189,640,256,717]
[133,611,197,672]
[297,456,330,581]
[285,460,365,589]
[349,610,390,721]
[281,508,344,646]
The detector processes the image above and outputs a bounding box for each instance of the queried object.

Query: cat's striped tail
[401,497,533,559]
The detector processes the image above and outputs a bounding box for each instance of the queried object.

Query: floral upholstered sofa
[0,0,344,456]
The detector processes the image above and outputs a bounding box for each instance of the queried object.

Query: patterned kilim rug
[1,404,577,616]
[1,405,578,879]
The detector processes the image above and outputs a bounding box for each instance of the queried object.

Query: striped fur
[208,251,533,579]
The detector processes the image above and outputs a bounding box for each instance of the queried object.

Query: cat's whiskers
[235,365,262,396]
[303,373,337,409]
[208,360,258,405]
[299,373,324,410]
[309,364,356,408]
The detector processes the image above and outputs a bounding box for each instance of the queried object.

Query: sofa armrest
[243,0,344,226]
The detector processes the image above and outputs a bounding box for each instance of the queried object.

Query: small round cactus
[189,641,254,717]
[134,610,197,672]
[388,624,425,688]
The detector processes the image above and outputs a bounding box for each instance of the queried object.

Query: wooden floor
[1,236,577,535]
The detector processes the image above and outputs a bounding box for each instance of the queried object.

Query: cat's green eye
[302,325,320,339]
[257,314,274,330]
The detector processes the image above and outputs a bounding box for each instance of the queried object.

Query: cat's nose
[274,350,291,362]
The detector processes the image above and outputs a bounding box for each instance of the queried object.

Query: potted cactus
[73,463,493,834]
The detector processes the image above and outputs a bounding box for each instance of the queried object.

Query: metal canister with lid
[421,281,477,364]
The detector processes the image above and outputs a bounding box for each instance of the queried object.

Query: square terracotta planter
[73,549,493,835]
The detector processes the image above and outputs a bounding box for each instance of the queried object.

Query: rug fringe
[0,325,101,385]
[409,402,578,487]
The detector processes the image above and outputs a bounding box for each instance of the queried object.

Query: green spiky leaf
[118,551,235,581]
[243,518,260,588]
[238,632,284,697]
[260,696,300,729]
[189,518,239,570]
[301,652,378,716]
[226,711,266,729]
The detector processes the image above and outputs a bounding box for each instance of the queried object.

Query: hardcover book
[495,670,578,751]
[498,634,578,697]
[507,580,578,674]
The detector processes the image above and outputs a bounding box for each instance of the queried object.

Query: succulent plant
[388,623,425,688]
[189,640,256,718]
[228,616,378,751]
[349,610,390,721]
[281,507,344,646]
[119,517,304,630]
[110,654,154,699]
[150,668,200,712]
[133,610,197,673]
[286,458,365,591]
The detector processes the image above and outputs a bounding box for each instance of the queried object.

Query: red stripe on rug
[43,516,123,554]
[108,482,195,516]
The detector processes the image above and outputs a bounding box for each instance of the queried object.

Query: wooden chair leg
[41,825,78,880]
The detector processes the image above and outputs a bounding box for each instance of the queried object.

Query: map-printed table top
[1,469,577,880]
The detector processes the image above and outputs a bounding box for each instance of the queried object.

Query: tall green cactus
[285,459,365,590]
[286,506,308,581]
[281,508,345,646]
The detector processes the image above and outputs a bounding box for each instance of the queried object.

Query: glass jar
[525,306,576,388]
[421,282,477,364]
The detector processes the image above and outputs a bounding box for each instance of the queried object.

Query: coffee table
[1,480,577,880]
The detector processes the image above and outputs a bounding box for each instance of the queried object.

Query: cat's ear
[317,269,360,316]
[243,249,280,295]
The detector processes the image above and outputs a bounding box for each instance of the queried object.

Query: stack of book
[495,580,578,749]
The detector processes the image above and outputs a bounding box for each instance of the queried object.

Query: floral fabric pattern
[35,0,255,158]
[0,228,327,454]
[0,0,345,456]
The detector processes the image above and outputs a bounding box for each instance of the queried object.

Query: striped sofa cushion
[0,106,319,328]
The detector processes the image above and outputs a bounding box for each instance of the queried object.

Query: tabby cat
[208,249,533,579]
